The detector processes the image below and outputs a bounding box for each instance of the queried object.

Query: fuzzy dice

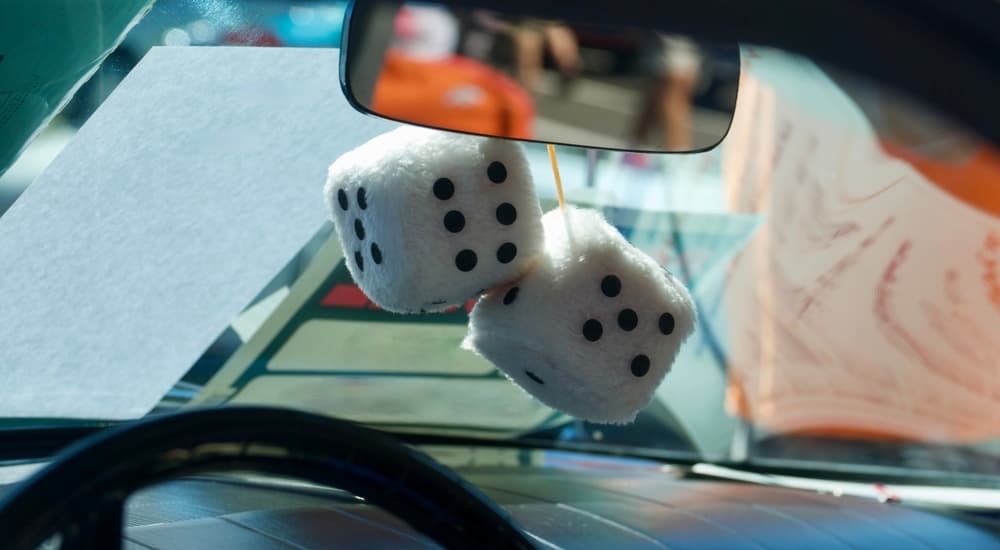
[463,207,697,424]
[323,126,545,313]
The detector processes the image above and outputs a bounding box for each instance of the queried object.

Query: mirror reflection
[345,2,740,152]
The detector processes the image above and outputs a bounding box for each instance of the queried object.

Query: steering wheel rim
[0,406,536,550]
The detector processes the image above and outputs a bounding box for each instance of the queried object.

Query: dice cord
[546,144,567,210]
[546,143,577,250]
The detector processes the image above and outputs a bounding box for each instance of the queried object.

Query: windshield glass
[2,0,998,490]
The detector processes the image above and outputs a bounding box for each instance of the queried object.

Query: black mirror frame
[337,0,740,154]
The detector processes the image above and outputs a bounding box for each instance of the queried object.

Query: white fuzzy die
[323,126,544,313]
[464,207,696,424]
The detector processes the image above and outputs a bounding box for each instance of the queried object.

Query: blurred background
[3,0,999,480]
[0,0,739,215]
[1,0,349,215]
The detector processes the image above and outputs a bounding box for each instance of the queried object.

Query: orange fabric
[372,50,535,140]
[881,141,1000,217]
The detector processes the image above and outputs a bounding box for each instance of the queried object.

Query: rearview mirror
[341,1,740,152]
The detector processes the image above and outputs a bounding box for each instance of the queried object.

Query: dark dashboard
[29,457,991,549]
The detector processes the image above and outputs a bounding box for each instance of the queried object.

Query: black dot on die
[582,319,603,342]
[496,203,517,225]
[354,218,365,240]
[371,242,382,264]
[433,178,454,200]
[487,161,507,183]
[354,250,364,272]
[631,355,650,377]
[337,189,348,210]
[496,242,517,264]
[659,312,675,335]
[455,249,477,272]
[443,210,465,233]
[618,309,638,331]
[356,187,368,210]
[503,286,519,305]
[601,275,621,297]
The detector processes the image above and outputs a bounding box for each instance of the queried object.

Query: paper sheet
[721,47,1000,442]
[0,46,396,419]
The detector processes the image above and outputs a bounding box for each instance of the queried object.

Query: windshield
[2,0,998,491]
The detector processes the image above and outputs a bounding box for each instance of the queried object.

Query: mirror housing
[340,0,739,152]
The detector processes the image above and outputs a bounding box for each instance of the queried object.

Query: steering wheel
[0,406,536,550]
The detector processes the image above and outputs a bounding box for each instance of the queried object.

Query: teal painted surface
[0,0,154,175]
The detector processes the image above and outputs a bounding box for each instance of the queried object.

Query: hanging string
[547,144,566,210]
[547,143,577,250]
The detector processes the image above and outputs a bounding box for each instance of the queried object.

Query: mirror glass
[343,1,740,152]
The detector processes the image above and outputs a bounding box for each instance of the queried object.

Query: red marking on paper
[980,232,1000,312]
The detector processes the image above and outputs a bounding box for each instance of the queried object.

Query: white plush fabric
[323,126,544,312]
[464,207,697,424]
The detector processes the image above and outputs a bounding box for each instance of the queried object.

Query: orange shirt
[372,50,535,140]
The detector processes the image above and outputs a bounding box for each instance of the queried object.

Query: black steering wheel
[0,406,536,550]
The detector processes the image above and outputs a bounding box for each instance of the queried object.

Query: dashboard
[69,456,1000,549]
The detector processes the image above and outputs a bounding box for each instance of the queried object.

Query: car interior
[0,0,998,548]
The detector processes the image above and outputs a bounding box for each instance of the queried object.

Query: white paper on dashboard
[0,46,396,419]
